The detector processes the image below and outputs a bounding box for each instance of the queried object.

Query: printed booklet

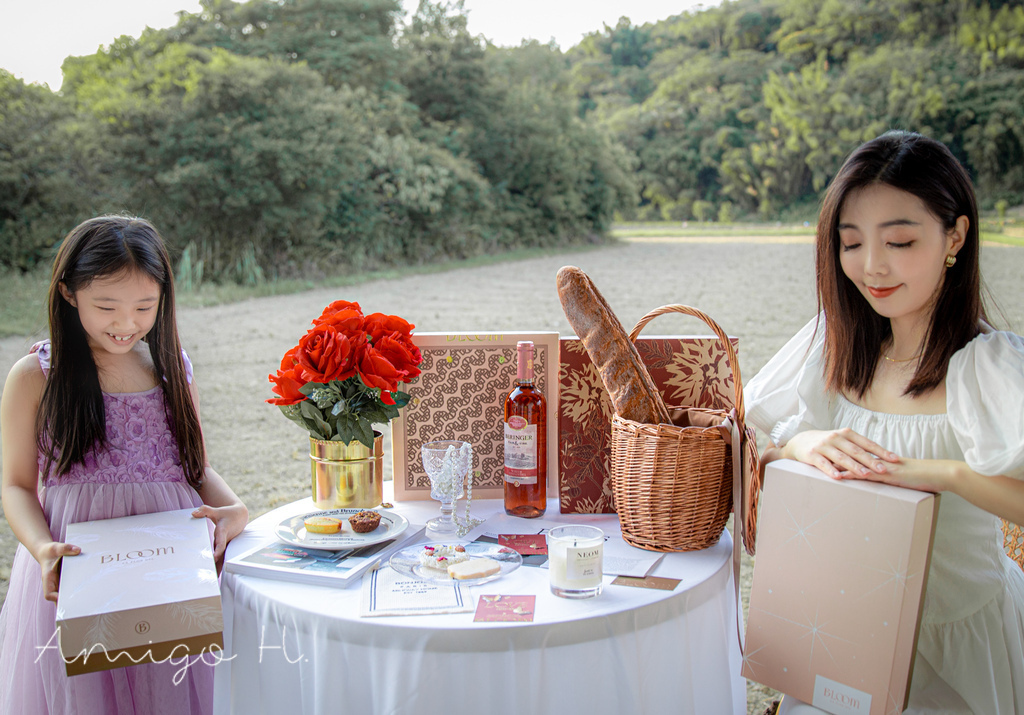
[226,526,425,587]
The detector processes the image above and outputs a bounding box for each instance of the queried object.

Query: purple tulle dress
[0,341,214,714]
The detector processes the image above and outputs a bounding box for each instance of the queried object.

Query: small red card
[474,595,536,622]
[498,534,547,555]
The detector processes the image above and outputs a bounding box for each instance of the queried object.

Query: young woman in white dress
[745,131,1024,713]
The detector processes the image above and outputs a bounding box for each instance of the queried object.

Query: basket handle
[627,304,745,422]
[628,305,761,655]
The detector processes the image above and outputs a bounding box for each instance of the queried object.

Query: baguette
[556,266,671,425]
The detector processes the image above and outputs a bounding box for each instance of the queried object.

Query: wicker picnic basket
[610,305,760,553]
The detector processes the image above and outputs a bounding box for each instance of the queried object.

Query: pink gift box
[742,460,939,715]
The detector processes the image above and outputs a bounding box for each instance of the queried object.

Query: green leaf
[391,390,412,409]
[299,382,322,397]
[358,404,390,424]
[299,400,321,421]
[335,414,357,445]
[302,417,327,440]
[313,412,332,438]
[278,404,304,423]
[353,417,376,449]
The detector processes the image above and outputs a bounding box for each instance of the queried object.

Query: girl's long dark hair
[38,216,206,489]
[816,130,984,398]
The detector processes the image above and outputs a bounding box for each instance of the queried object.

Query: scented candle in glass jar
[546,525,604,598]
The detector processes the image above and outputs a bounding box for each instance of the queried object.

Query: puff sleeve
[947,328,1024,480]
[744,314,834,447]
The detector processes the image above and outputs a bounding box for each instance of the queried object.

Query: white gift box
[742,460,939,715]
[55,508,223,676]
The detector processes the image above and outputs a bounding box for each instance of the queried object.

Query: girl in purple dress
[0,216,248,714]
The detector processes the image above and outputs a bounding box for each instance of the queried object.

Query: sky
[1,0,717,90]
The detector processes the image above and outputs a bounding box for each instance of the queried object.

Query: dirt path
[1,238,1021,713]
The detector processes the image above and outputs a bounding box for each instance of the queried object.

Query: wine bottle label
[503,417,538,485]
[566,545,602,581]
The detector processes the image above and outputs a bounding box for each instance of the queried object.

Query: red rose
[314,306,364,335]
[315,300,363,326]
[267,347,306,405]
[363,313,415,343]
[358,344,402,397]
[295,320,365,385]
[374,334,422,381]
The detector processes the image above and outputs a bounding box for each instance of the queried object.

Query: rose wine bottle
[503,341,546,517]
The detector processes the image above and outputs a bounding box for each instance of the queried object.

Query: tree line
[2,0,1022,279]
[571,0,1024,221]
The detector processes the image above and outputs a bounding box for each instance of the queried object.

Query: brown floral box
[558,335,738,514]
[392,332,560,501]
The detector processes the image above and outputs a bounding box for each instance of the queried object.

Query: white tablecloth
[213,489,746,714]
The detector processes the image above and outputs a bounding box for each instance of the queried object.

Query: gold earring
[945,255,956,268]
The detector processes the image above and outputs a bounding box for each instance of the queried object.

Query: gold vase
[310,433,383,509]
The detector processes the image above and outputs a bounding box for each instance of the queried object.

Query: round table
[213,490,746,714]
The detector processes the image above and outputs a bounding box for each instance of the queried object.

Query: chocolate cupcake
[348,510,382,533]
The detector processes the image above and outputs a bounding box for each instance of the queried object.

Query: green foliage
[401,1,489,124]
[0,71,96,270]
[161,0,406,92]
[691,200,713,222]
[717,201,735,223]
[568,0,1024,220]
[997,199,1009,223]
[281,376,408,447]
[64,40,357,275]
[3,0,1024,277]
[1,0,632,276]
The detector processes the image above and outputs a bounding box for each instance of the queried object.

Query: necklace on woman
[883,352,922,363]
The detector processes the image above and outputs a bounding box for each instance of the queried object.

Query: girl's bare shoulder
[6,353,45,382]
[2,354,46,406]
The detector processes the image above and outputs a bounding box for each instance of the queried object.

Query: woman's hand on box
[784,428,900,480]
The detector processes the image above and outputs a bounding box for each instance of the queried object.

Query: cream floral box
[742,460,939,715]
[55,508,223,676]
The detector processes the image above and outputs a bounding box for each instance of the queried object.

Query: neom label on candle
[566,545,601,581]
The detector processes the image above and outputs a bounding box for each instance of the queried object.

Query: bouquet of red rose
[267,300,422,448]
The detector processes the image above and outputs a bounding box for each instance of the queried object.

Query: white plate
[389,542,523,586]
[275,508,409,551]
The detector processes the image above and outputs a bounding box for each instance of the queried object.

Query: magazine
[226,526,425,586]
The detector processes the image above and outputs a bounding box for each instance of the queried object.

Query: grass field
[0,243,607,338]
[3,221,1019,338]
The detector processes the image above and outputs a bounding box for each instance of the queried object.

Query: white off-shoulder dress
[745,316,1024,714]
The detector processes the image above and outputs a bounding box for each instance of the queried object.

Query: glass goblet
[420,440,473,534]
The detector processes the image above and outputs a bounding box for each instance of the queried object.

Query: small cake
[418,544,469,570]
[304,516,342,534]
[348,510,382,533]
[447,558,500,580]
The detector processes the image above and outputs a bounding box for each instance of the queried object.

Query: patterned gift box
[55,508,223,676]
[391,332,559,501]
[742,460,938,715]
[558,335,738,513]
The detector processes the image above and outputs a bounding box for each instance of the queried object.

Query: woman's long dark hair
[816,130,984,398]
[38,216,206,489]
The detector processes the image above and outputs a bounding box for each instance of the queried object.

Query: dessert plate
[275,508,408,551]
[389,542,522,586]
